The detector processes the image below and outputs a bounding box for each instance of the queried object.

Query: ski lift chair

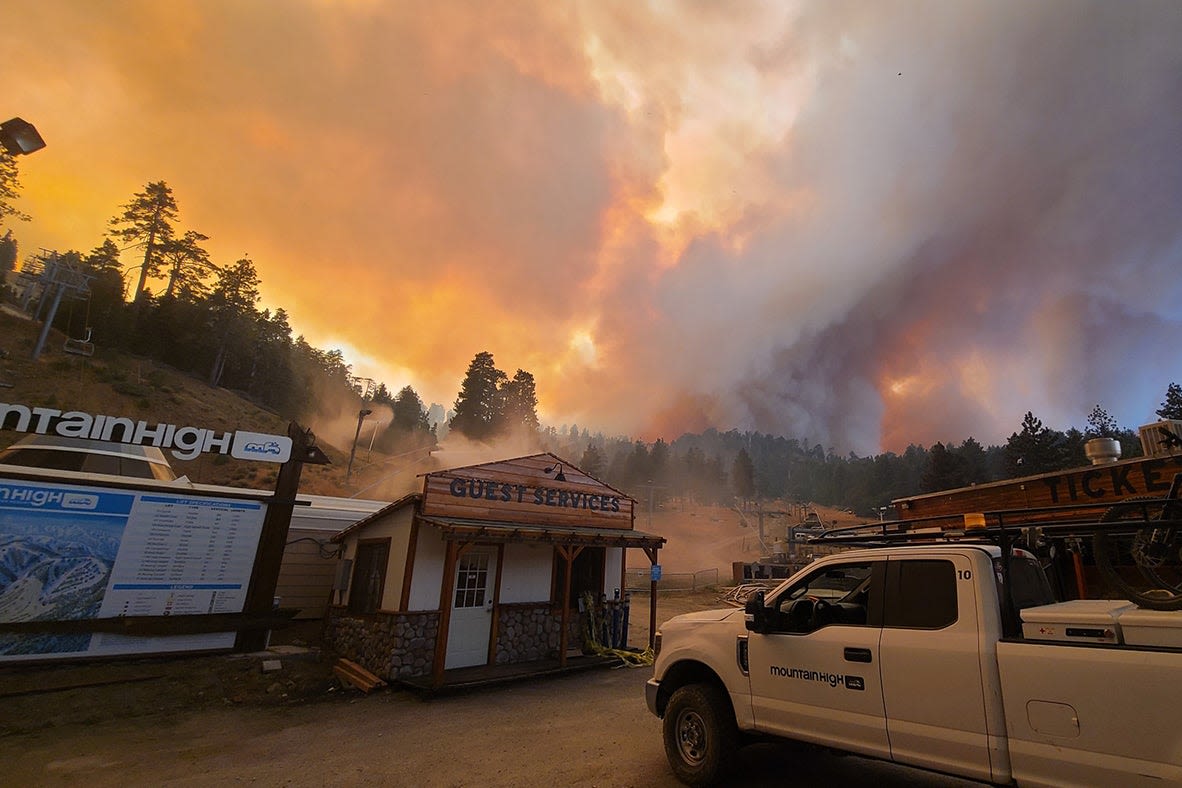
[63,327,95,357]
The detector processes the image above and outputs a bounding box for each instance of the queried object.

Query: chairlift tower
[30,251,93,361]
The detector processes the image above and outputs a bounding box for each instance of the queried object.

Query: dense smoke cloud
[4,1,1180,455]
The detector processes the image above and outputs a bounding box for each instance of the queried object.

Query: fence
[623,567,720,592]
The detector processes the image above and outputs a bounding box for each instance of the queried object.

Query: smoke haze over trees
[10,178,1182,515]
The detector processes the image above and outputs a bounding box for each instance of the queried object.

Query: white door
[445,549,496,669]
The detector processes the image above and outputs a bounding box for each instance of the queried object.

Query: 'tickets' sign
[0,402,292,463]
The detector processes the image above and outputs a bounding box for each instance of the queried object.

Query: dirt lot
[0,590,984,787]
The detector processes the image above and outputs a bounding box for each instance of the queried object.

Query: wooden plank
[333,658,386,692]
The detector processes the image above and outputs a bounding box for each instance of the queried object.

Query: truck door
[747,560,889,760]
[879,553,994,783]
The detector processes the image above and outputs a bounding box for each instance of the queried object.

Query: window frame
[348,537,391,615]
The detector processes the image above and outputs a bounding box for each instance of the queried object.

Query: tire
[662,683,739,786]
[1094,496,1182,611]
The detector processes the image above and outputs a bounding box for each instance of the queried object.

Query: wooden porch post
[643,546,660,650]
[431,539,463,688]
[556,544,584,667]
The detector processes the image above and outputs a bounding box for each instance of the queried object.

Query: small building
[325,453,665,687]
[323,453,666,685]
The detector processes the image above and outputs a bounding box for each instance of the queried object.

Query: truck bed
[996,639,1182,786]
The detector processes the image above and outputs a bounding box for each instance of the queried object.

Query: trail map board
[0,477,265,660]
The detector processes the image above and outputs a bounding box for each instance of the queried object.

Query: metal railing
[623,567,720,592]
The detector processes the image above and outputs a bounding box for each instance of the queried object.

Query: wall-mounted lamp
[544,462,567,482]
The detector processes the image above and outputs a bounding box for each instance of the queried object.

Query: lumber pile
[333,658,387,693]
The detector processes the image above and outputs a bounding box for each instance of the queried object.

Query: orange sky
[4,1,1182,455]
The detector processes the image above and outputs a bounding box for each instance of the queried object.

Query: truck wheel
[662,683,739,786]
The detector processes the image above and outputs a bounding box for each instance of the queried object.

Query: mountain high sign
[0,402,292,463]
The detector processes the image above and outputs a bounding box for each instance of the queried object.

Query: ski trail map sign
[0,478,265,660]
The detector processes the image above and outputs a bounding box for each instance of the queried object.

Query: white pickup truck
[645,543,1182,786]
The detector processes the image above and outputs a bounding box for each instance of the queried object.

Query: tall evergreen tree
[0,151,29,227]
[108,181,178,304]
[449,351,507,441]
[501,369,540,432]
[0,230,17,300]
[731,448,756,501]
[159,229,217,299]
[1004,411,1059,476]
[207,257,261,386]
[1157,383,1182,420]
[921,442,967,493]
[579,444,606,479]
[1085,404,1119,438]
[392,385,430,432]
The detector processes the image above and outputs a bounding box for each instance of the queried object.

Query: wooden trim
[432,540,460,688]
[487,543,505,665]
[399,518,420,611]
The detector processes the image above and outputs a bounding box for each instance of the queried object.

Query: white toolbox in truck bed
[1020,599,1134,644]
[1116,607,1182,648]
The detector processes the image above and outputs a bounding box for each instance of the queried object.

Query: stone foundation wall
[326,603,588,677]
[494,604,586,664]
[324,607,439,680]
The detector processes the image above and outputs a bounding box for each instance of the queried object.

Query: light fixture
[0,117,46,156]
[544,462,567,482]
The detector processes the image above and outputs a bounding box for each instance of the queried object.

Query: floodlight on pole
[345,408,373,484]
[0,117,46,156]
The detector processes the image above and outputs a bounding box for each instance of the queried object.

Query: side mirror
[744,590,768,634]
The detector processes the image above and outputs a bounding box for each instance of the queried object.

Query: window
[348,539,390,614]
[454,552,490,608]
[553,547,605,608]
[883,559,957,629]
[769,561,880,632]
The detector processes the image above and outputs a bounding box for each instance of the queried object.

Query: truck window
[883,560,957,629]
[771,562,879,632]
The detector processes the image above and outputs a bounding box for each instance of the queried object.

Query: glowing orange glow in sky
[4,1,1181,455]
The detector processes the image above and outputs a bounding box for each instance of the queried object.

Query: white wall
[407,526,447,611]
[603,547,624,598]
[499,542,554,603]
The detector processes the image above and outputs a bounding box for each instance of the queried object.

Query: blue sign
[651,564,662,582]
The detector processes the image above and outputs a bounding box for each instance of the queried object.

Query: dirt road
[1,590,984,787]
[4,665,984,788]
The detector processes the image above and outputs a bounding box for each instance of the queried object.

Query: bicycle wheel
[1094,496,1182,610]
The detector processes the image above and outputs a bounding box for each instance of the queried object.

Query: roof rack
[808,496,1182,550]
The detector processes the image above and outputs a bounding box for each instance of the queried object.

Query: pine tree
[0,151,29,227]
[579,444,606,479]
[731,448,756,501]
[1156,383,1182,420]
[1085,404,1119,438]
[160,229,217,299]
[109,181,179,304]
[1004,411,1059,476]
[501,369,540,432]
[449,351,507,441]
